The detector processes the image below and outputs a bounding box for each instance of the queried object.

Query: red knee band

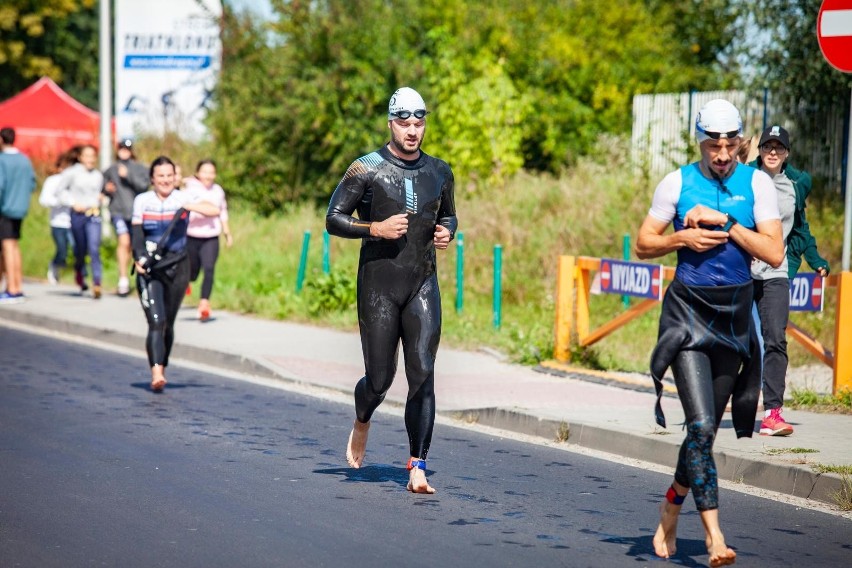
[666,485,686,505]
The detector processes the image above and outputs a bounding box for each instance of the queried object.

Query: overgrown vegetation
[812,464,852,476]
[209,0,739,212]
[763,447,819,456]
[788,389,852,414]
[831,475,852,511]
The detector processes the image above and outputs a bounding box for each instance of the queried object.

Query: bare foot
[653,500,681,559]
[407,467,436,494]
[150,365,167,392]
[707,535,736,567]
[346,420,369,468]
[699,508,736,566]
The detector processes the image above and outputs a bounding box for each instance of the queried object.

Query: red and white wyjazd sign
[818,0,852,73]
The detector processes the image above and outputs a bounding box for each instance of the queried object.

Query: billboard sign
[115,0,222,140]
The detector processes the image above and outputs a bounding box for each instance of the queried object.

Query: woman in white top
[184,159,232,321]
[38,147,79,284]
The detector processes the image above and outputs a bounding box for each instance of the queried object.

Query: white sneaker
[117,277,130,297]
[47,265,59,285]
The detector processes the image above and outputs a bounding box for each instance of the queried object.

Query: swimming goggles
[391,109,428,120]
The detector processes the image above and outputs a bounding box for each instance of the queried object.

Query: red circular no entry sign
[818,0,852,73]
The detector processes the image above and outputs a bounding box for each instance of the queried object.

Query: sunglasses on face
[760,143,788,154]
[391,109,428,120]
[701,129,741,140]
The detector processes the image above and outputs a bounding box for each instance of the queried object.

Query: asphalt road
[1,326,849,568]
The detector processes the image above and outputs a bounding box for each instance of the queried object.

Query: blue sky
[224,0,273,19]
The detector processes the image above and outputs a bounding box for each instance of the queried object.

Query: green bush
[305,271,357,315]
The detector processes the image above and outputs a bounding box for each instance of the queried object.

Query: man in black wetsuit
[326,87,457,494]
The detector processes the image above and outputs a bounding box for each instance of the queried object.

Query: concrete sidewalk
[2,280,850,507]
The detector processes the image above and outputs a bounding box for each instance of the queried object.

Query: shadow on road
[600,533,719,567]
[314,464,410,488]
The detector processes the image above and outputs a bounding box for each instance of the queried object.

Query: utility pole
[99,0,112,170]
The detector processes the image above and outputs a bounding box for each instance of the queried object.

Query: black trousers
[187,236,220,300]
[753,278,790,410]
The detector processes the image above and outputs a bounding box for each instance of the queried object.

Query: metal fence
[632,89,848,194]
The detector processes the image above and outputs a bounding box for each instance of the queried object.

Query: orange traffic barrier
[553,255,851,395]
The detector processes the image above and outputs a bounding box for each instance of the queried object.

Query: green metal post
[296,230,311,293]
[322,230,330,274]
[493,244,502,329]
[455,232,464,313]
[622,233,630,308]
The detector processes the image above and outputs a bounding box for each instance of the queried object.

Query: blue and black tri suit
[649,162,775,511]
[326,145,457,460]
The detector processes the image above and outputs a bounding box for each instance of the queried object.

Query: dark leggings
[187,236,220,300]
[671,348,741,511]
[355,274,441,460]
[136,258,190,368]
[753,278,790,410]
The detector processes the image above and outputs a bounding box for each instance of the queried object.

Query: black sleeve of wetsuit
[326,162,373,239]
[131,224,147,260]
[437,165,458,240]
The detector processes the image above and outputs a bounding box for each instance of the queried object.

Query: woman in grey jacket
[750,125,829,437]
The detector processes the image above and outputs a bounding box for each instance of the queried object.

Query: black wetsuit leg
[400,275,441,459]
[354,286,401,425]
[354,272,442,460]
[671,347,740,511]
[136,258,190,367]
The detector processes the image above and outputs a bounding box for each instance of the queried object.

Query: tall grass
[18,136,844,372]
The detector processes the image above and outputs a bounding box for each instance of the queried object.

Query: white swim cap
[695,99,743,143]
[388,87,427,120]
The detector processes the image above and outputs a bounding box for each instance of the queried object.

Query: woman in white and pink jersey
[184,159,232,321]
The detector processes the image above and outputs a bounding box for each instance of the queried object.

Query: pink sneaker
[760,408,794,436]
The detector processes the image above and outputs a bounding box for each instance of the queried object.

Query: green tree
[0,0,98,108]
[742,0,852,108]
[208,0,742,211]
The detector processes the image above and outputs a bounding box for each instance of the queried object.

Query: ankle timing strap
[406,458,426,471]
[666,485,686,505]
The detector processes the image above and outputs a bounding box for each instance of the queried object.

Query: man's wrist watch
[722,213,737,232]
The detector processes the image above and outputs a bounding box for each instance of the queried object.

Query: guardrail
[553,255,852,395]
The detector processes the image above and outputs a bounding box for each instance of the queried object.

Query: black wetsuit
[326,144,457,460]
[131,191,194,370]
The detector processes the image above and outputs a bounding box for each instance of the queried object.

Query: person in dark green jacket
[783,164,830,278]
[749,125,830,438]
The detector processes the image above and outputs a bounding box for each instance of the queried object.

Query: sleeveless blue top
[674,163,758,286]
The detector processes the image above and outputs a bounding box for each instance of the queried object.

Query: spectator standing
[39,147,80,284]
[60,144,106,298]
[102,139,149,297]
[184,159,232,321]
[0,127,37,303]
[749,125,830,436]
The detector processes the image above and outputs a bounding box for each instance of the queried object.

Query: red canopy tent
[0,77,102,165]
